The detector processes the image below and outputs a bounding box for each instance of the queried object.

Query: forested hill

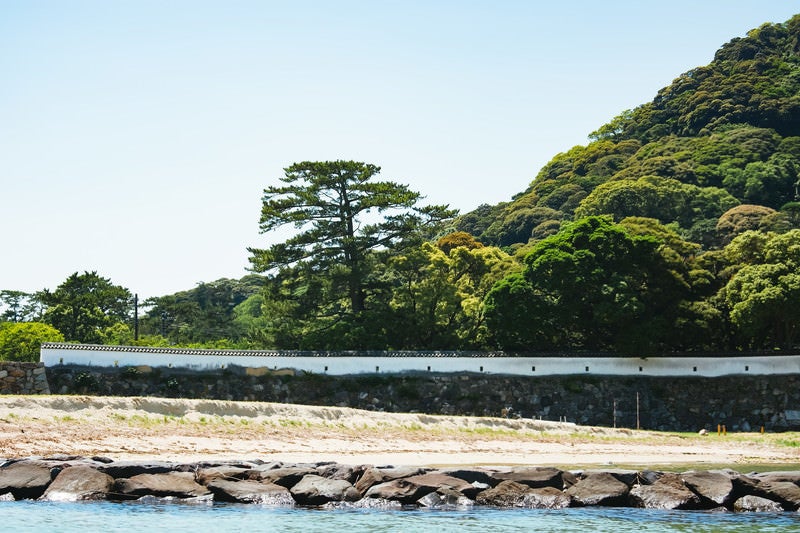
[457,15,800,252]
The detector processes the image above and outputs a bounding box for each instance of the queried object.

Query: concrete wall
[40,343,800,377]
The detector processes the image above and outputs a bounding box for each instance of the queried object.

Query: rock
[364,475,446,505]
[289,474,360,506]
[699,428,708,435]
[97,461,177,478]
[494,467,570,490]
[0,460,58,500]
[195,466,252,485]
[753,481,800,511]
[42,454,84,462]
[730,472,761,497]
[439,468,498,487]
[475,480,530,507]
[206,479,294,505]
[629,474,701,510]
[404,472,478,498]
[681,471,734,507]
[580,469,638,487]
[354,466,427,495]
[753,471,800,485]
[316,463,367,483]
[566,472,629,507]
[417,487,473,509]
[637,470,664,485]
[40,466,114,501]
[520,487,572,509]
[246,466,316,488]
[733,495,783,512]
[112,472,211,500]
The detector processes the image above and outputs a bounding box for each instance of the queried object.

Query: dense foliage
[459,16,800,252]
[3,15,800,357]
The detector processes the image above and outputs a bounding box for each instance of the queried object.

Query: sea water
[3,501,800,533]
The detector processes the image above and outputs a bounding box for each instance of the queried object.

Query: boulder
[753,471,800,485]
[112,472,211,500]
[364,477,441,504]
[439,468,498,487]
[579,469,639,487]
[289,474,360,506]
[629,474,701,510]
[417,487,474,509]
[681,471,734,507]
[475,480,530,507]
[494,467,570,490]
[520,487,572,509]
[206,478,294,505]
[733,495,783,512]
[246,466,316,488]
[636,470,664,485]
[316,463,367,483]
[753,481,800,511]
[0,460,58,500]
[97,461,177,478]
[566,472,629,507]
[195,466,251,485]
[354,466,427,495]
[730,472,761,496]
[40,466,114,501]
[404,473,478,498]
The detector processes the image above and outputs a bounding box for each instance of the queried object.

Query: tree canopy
[249,161,454,315]
[39,271,132,344]
[485,216,688,353]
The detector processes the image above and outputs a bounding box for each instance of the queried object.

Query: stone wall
[45,364,800,432]
[0,362,50,395]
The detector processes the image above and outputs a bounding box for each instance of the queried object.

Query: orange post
[717,424,721,436]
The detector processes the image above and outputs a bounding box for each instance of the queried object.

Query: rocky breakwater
[1,457,800,513]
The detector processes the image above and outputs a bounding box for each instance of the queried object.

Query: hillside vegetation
[458,16,800,251]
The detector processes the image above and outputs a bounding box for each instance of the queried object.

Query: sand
[0,395,796,469]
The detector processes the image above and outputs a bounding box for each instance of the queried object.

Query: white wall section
[39,343,800,377]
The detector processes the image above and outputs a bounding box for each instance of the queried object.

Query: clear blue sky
[2,1,798,299]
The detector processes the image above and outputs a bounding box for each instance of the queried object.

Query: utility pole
[636,392,640,430]
[134,294,139,341]
[613,399,617,429]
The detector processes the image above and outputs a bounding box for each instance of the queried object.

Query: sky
[2,1,799,300]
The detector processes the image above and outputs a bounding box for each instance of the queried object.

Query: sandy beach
[0,395,796,469]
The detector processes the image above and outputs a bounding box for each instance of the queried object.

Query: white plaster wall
[39,344,800,377]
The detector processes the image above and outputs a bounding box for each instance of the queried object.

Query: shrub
[0,322,64,362]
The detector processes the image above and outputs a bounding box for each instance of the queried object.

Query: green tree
[247,161,455,346]
[0,290,43,322]
[40,271,132,344]
[384,240,519,349]
[718,229,800,348]
[485,216,688,353]
[0,322,64,362]
[141,276,264,344]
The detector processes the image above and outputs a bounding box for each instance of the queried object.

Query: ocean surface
[3,500,800,532]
